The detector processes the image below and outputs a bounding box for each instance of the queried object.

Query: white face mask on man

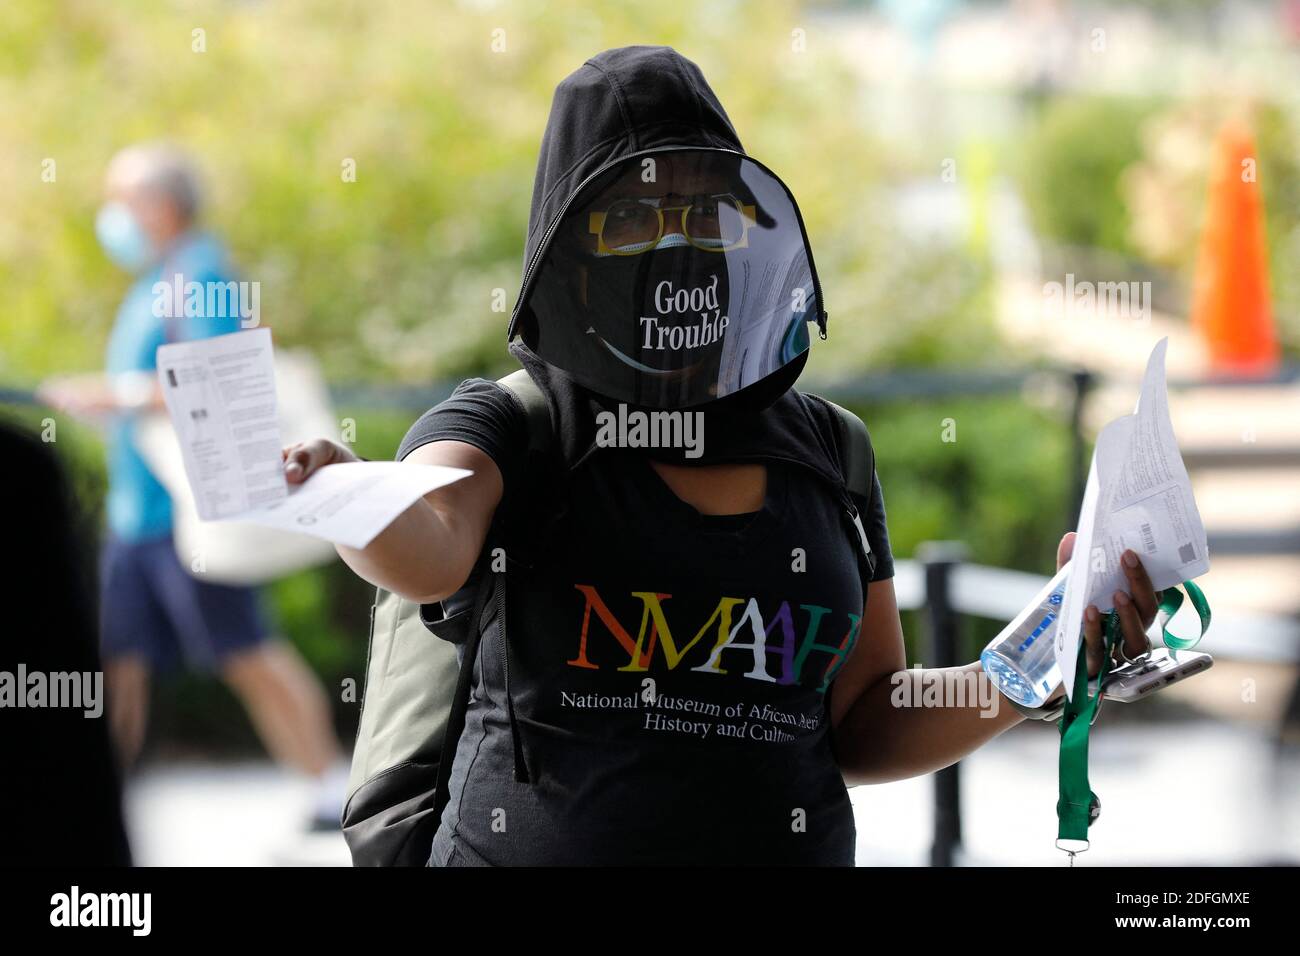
[95,201,157,273]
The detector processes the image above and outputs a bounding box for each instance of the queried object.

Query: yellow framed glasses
[588,193,757,256]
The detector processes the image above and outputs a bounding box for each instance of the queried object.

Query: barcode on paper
[1140,522,1157,553]
[1179,542,1196,563]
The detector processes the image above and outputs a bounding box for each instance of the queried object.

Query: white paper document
[236,460,472,550]
[156,329,471,549]
[1055,337,1211,699]
[156,327,286,520]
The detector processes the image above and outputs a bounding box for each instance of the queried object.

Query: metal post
[917,541,968,868]
[1067,369,1094,524]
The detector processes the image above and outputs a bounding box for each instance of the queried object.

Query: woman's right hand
[281,438,360,484]
[314,438,502,602]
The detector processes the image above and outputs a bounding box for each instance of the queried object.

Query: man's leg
[143,539,348,825]
[219,640,341,777]
[104,654,151,770]
[99,536,175,772]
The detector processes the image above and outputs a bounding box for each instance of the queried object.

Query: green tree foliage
[1016,95,1159,259]
[0,0,930,385]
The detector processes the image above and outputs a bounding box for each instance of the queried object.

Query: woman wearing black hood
[284,46,1160,866]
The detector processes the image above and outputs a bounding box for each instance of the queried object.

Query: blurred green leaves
[1016,95,1159,259]
[1,0,911,387]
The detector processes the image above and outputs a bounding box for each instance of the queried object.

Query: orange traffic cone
[1189,118,1281,377]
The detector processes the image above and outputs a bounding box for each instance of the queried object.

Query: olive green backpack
[340,369,876,866]
[341,369,550,866]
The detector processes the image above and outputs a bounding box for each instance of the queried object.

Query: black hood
[503,46,840,483]
[524,46,743,268]
[509,45,779,340]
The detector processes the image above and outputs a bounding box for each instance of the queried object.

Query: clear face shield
[514,148,824,410]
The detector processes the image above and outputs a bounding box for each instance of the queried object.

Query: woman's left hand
[1053,530,1160,687]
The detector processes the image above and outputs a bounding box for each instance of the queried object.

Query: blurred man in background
[38,143,348,834]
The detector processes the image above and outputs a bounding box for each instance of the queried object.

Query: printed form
[155,328,470,549]
[1055,337,1211,698]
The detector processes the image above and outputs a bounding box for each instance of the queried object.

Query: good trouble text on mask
[640,274,729,351]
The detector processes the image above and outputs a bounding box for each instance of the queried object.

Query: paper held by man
[154,328,470,551]
[1055,337,1211,699]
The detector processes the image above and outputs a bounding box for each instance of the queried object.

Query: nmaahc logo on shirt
[49,886,151,936]
[566,585,860,693]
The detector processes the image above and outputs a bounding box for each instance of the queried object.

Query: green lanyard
[1055,580,1212,863]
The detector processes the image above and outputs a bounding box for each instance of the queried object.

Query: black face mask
[581,237,733,407]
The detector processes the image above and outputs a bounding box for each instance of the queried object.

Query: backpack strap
[810,395,878,583]
[430,553,498,825]
[818,397,875,502]
[430,367,555,826]
[497,368,554,456]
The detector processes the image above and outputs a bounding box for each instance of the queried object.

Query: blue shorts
[99,534,271,672]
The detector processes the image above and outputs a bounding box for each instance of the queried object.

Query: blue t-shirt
[104,231,246,541]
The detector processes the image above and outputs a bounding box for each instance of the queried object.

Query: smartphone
[1090,648,1214,702]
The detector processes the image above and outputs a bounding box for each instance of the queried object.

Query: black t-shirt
[397,378,894,866]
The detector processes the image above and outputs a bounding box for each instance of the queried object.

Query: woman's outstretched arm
[281,438,502,605]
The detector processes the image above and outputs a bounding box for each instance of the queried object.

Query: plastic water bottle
[980,566,1070,708]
